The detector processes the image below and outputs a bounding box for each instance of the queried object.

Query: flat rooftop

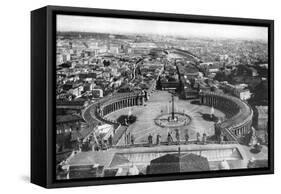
[65,143,249,171]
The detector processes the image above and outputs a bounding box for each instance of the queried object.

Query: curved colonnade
[199,91,253,142]
[82,88,154,144]
[96,91,147,124]
[83,91,147,124]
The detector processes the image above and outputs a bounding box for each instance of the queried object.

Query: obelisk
[171,94,175,120]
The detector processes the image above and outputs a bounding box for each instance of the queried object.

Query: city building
[255,106,268,130]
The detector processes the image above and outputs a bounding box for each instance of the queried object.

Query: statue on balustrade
[167,132,173,145]
[219,134,224,144]
[131,134,135,145]
[202,133,207,144]
[196,132,201,143]
[175,129,180,144]
[108,135,112,147]
[156,134,161,145]
[148,134,153,145]
[185,132,189,144]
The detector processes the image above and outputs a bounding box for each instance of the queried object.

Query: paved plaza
[105,91,225,145]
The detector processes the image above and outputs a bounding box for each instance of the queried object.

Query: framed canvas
[31,5,274,188]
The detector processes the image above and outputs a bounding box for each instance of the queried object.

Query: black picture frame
[31,5,274,188]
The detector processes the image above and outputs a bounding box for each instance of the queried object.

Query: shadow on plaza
[198,112,219,122]
[190,100,200,105]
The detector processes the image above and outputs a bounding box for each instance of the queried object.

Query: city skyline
[57,15,268,41]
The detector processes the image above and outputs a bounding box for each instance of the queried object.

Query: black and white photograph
[55,14,270,180]
[1,0,281,192]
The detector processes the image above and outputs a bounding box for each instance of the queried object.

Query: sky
[57,15,268,41]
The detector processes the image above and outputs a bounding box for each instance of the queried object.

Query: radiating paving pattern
[105,91,225,145]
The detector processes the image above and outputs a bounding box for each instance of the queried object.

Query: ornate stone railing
[111,140,238,149]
